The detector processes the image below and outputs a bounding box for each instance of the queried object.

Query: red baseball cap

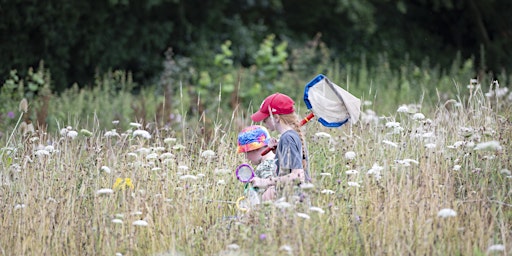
[251,93,295,122]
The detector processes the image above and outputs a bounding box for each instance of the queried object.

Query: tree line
[1,0,510,91]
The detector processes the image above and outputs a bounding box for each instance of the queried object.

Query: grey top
[275,130,310,182]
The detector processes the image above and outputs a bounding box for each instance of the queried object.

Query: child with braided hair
[249,93,311,201]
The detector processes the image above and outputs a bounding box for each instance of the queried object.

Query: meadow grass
[0,78,511,256]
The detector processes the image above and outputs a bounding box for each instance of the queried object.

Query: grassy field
[0,77,511,255]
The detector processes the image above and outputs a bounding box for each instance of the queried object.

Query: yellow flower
[113,178,134,190]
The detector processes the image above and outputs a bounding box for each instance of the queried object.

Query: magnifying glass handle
[261,146,276,156]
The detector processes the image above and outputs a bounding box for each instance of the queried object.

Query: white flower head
[382,140,398,148]
[296,212,310,219]
[345,151,356,160]
[345,170,359,175]
[300,183,315,190]
[35,149,50,157]
[397,105,409,113]
[100,166,111,174]
[315,132,332,139]
[104,130,120,138]
[309,206,325,214]
[425,143,436,149]
[14,204,26,210]
[164,137,177,144]
[453,165,461,171]
[437,208,457,218]
[179,174,198,180]
[320,189,335,194]
[412,113,425,120]
[96,188,114,195]
[112,219,123,224]
[201,150,216,158]
[486,244,505,253]
[133,130,151,139]
[129,122,142,128]
[347,182,360,187]
[474,141,502,151]
[274,200,292,209]
[66,130,78,139]
[385,121,401,128]
[132,220,148,226]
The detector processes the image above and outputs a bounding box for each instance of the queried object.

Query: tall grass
[0,69,510,255]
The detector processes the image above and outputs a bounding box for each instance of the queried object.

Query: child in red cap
[237,125,277,202]
[250,93,311,201]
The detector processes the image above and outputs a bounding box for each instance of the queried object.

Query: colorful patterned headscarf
[237,125,270,153]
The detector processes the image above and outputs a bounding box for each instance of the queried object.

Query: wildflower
[227,244,240,250]
[164,137,177,144]
[112,219,123,224]
[132,220,148,226]
[146,153,158,160]
[159,152,174,159]
[113,178,135,190]
[112,120,120,125]
[7,111,15,118]
[348,182,360,187]
[309,207,325,214]
[382,140,398,148]
[425,143,436,149]
[214,168,230,175]
[453,165,461,171]
[67,130,78,139]
[100,166,111,174]
[172,144,186,150]
[345,151,356,160]
[274,200,292,209]
[129,122,142,128]
[96,188,114,195]
[314,132,331,139]
[395,159,419,166]
[486,244,505,253]
[279,245,293,254]
[397,105,409,113]
[320,189,335,194]
[14,204,26,210]
[19,98,28,113]
[300,183,315,190]
[345,170,359,175]
[104,130,120,137]
[474,141,502,151]
[217,180,226,185]
[320,172,331,176]
[151,167,162,171]
[367,163,384,180]
[500,169,511,176]
[296,212,310,219]
[437,208,457,218]
[80,129,93,137]
[385,121,401,128]
[179,174,198,180]
[34,149,50,157]
[412,113,425,120]
[259,234,267,241]
[133,130,151,139]
[201,150,216,158]
[178,165,189,171]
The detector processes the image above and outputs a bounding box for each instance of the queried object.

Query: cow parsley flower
[132,220,148,226]
[345,151,356,160]
[133,130,151,139]
[437,208,457,218]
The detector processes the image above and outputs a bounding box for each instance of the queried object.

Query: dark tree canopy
[0,0,510,90]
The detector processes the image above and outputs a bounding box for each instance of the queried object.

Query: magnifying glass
[235,163,255,183]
